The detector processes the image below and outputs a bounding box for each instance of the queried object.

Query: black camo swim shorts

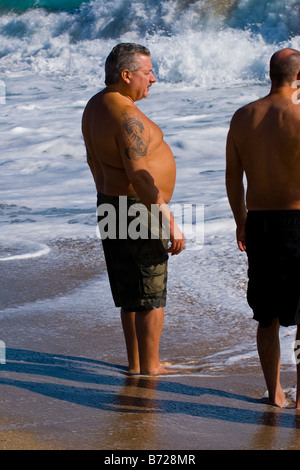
[246,210,300,328]
[97,193,169,312]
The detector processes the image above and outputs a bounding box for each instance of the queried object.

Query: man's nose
[150,72,156,83]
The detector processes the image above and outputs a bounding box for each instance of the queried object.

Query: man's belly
[95,165,176,203]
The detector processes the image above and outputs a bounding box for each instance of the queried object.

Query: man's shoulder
[82,90,104,118]
[234,96,266,114]
[84,89,149,128]
[230,96,268,126]
[104,92,145,121]
[120,105,148,122]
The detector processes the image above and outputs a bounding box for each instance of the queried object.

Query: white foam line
[135,374,226,378]
[0,245,50,261]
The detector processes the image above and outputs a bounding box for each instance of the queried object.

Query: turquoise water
[0,0,89,12]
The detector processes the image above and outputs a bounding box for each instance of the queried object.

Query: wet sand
[1,357,300,451]
[1,239,300,451]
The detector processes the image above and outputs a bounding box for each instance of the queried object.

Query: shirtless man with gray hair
[226,48,300,407]
[82,43,184,376]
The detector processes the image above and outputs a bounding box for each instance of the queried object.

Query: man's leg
[135,307,171,375]
[256,317,285,407]
[120,308,140,374]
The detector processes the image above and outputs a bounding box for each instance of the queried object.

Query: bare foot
[140,362,179,376]
[160,361,173,367]
[260,392,288,408]
[127,361,175,376]
[272,390,287,408]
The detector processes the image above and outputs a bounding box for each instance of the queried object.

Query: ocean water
[1,0,300,375]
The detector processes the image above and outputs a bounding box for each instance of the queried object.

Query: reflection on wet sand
[98,377,161,450]
[250,408,300,450]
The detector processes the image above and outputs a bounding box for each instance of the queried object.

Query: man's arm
[225,127,247,252]
[117,109,184,255]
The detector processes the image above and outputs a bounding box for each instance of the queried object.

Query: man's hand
[236,223,246,252]
[167,220,185,255]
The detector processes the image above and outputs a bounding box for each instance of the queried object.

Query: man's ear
[121,69,131,84]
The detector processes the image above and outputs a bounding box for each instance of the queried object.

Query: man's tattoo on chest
[122,113,149,160]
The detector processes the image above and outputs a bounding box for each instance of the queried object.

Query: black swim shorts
[246,210,300,328]
[97,193,169,312]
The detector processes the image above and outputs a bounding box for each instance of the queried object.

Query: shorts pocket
[140,263,167,295]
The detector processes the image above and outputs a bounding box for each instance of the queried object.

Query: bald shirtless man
[226,48,300,408]
[82,43,184,376]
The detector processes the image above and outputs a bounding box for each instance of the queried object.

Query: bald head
[270,48,300,86]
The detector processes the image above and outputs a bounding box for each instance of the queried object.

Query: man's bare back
[227,92,300,211]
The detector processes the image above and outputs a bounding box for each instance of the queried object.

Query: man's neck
[269,84,296,100]
[106,85,135,103]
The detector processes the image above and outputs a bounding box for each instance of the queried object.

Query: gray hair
[105,43,150,85]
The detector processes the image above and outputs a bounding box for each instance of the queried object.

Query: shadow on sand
[1,348,299,431]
